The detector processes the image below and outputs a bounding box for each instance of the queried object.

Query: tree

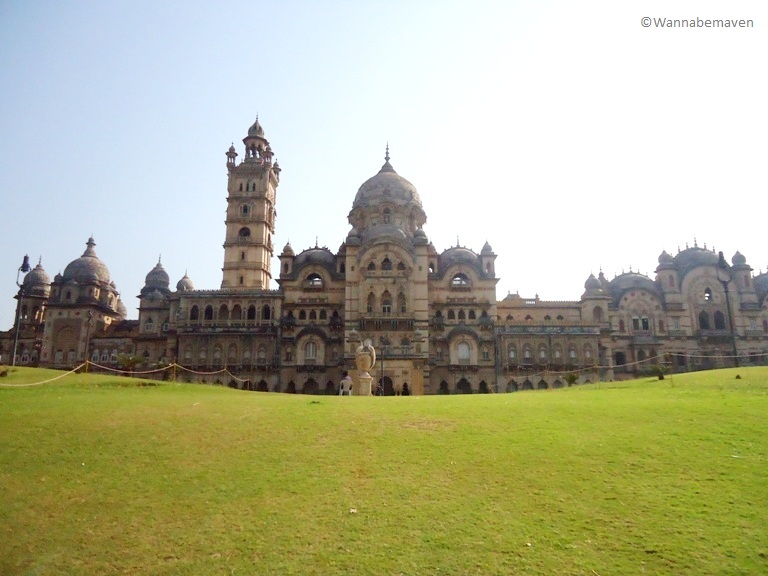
[117,354,141,377]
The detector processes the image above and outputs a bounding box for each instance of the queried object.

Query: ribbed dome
[481,241,494,256]
[23,260,51,297]
[176,274,195,292]
[584,274,601,291]
[247,117,265,137]
[116,299,128,318]
[657,250,674,266]
[352,159,422,211]
[440,246,480,268]
[732,251,747,266]
[62,237,111,284]
[144,260,169,289]
[294,247,336,267]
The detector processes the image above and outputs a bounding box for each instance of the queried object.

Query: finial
[385,142,390,163]
[315,236,319,248]
[158,254,162,264]
[456,235,460,247]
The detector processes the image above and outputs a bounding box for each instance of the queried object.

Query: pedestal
[356,372,373,396]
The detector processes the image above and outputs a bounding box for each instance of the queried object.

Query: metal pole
[722,280,739,368]
[11,256,31,367]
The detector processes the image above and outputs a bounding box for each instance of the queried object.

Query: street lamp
[716,251,739,368]
[12,255,32,367]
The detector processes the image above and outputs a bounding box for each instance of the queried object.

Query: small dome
[657,250,674,265]
[116,299,128,318]
[23,260,51,297]
[176,274,195,292]
[481,241,494,256]
[144,259,169,290]
[732,251,747,266]
[584,274,601,291]
[61,237,111,285]
[294,247,336,268]
[281,242,294,257]
[440,246,480,268]
[247,117,265,137]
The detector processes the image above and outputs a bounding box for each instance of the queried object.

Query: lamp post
[716,251,739,368]
[12,255,32,367]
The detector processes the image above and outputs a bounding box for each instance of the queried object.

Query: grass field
[1,367,766,575]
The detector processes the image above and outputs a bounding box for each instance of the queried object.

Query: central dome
[62,237,111,285]
[352,159,422,211]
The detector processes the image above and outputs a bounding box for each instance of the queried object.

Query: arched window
[381,258,393,271]
[508,346,516,360]
[457,342,470,363]
[468,310,476,320]
[204,305,213,321]
[367,261,376,271]
[231,304,242,320]
[319,310,327,320]
[397,261,406,271]
[190,305,199,321]
[305,341,317,360]
[382,208,391,224]
[458,310,466,321]
[367,293,375,314]
[240,204,249,216]
[714,310,726,330]
[306,273,323,288]
[447,310,455,320]
[299,310,307,320]
[262,305,271,320]
[451,273,470,287]
[381,291,392,315]
[218,304,229,321]
[398,293,407,314]
[699,311,711,330]
[247,305,256,321]
[704,287,712,301]
[238,227,251,238]
[144,317,154,331]
[309,310,317,321]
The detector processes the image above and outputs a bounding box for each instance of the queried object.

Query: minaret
[221,117,281,289]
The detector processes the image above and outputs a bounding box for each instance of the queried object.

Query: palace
[4,118,768,393]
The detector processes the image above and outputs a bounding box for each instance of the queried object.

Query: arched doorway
[536,380,548,390]
[507,380,518,392]
[302,379,319,395]
[257,379,268,392]
[439,380,449,394]
[457,378,472,394]
[479,380,490,394]
[380,376,394,395]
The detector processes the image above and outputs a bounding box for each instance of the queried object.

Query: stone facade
[3,119,768,391]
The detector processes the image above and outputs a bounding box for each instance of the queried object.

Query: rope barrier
[2,349,766,389]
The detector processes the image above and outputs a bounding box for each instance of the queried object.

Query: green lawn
[1,367,766,575]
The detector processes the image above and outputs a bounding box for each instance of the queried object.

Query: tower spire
[385,142,390,163]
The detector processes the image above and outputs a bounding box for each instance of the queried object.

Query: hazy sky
[1,0,766,327]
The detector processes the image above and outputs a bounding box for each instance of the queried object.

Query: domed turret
[176,273,195,292]
[481,241,494,256]
[23,259,51,298]
[141,258,170,297]
[281,242,295,257]
[61,237,111,285]
[657,250,674,267]
[732,251,747,266]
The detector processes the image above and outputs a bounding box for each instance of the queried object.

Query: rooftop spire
[385,142,390,163]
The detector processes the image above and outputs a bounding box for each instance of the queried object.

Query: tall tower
[221,117,281,289]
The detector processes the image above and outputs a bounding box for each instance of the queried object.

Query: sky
[1,0,766,327]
